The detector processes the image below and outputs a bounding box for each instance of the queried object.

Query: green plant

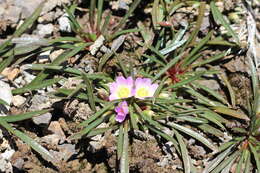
[0,0,256,172]
[203,59,260,173]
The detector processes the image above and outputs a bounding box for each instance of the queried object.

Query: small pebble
[0,80,12,114]
[58,13,71,32]
[12,95,26,107]
[47,121,66,143]
[32,112,52,125]
[50,49,64,62]
[37,24,54,37]
[38,50,51,63]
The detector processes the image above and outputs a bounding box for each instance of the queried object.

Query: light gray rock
[42,0,70,15]
[12,95,26,107]
[57,144,76,161]
[30,94,52,110]
[13,0,43,18]
[13,158,24,170]
[38,11,55,23]
[32,112,52,125]
[41,134,60,146]
[37,23,54,37]
[0,80,12,115]
[0,158,12,173]
[47,121,66,143]
[30,94,53,126]
[21,71,36,84]
[58,13,71,32]
[0,149,15,173]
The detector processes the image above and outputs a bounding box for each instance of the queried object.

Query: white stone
[0,80,12,115]
[37,24,54,37]
[58,13,71,32]
[90,35,105,55]
[38,50,51,63]
[32,112,52,125]
[50,49,64,62]
[12,95,26,107]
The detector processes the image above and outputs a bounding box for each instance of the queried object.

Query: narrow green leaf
[176,116,208,124]
[165,73,203,90]
[0,54,14,73]
[221,154,237,173]
[29,43,87,85]
[13,2,43,36]
[28,64,112,81]
[170,122,217,151]
[12,78,62,95]
[111,28,141,40]
[115,54,128,77]
[249,143,260,172]
[146,124,181,154]
[174,130,191,173]
[79,102,115,126]
[198,124,223,137]
[48,37,83,43]
[235,149,246,173]
[101,11,111,35]
[129,105,138,129]
[69,114,109,140]
[54,88,106,103]
[220,74,236,107]
[1,109,50,122]
[151,0,160,29]
[64,5,82,32]
[210,1,239,44]
[114,0,141,32]
[89,0,96,28]
[203,145,234,173]
[244,151,251,173]
[189,2,206,45]
[142,54,166,67]
[117,125,124,159]
[153,76,167,100]
[97,0,104,31]
[182,31,213,68]
[134,103,164,129]
[2,45,41,58]
[0,98,9,106]
[185,86,222,107]
[152,53,183,82]
[191,51,227,68]
[212,106,250,121]
[159,39,186,55]
[211,151,240,173]
[249,58,259,117]
[199,111,226,129]
[120,122,129,173]
[193,82,229,106]
[82,72,96,112]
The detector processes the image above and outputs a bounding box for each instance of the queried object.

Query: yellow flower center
[136,88,149,98]
[117,86,130,98]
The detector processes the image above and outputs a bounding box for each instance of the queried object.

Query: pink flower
[133,78,158,99]
[109,76,134,101]
[115,101,129,123]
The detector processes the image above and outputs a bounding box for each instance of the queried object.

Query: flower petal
[115,114,126,123]
[134,78,158,99]
[114,101,129,123]
[109,76,134,100]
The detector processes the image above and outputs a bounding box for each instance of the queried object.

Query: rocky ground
[0,0,260,173]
